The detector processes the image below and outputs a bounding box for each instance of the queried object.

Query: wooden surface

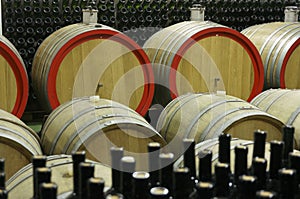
[0,110,42,179]
[156,93,284,144]
[41,97,166,169]
[6,155,111,198]
[251,88,300,149]
[242,22,300,88]
[144,21,259,106]
[32,23,149,113]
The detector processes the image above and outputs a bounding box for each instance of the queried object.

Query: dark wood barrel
[156,93,285,144]
[6,154,111,198]
[32,23,154,116]
[0,109,42,179]
[251,88,300,149]
[242,22,300,89]
[41,96,166,167]
[0,35,28,118]
[143,21,264,106]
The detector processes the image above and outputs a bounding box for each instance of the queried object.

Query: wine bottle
[105,147,124,196]
[218,133,231,167]
[214,162,230,197]
[289,152,300,184]
[173,167,194,199]
[159,153,174,195]
[234,145,248,183]
[148,142,161,187]
[252,157,267,190]
[66,151,86,199]
[87,177,105,199]
[198,149,212,182]
[132,171,150,199]
[79,162,95,199]
[253,130,267,159]
[282,125,294,167]
[0,173,5,190]
[183,139,196,179]
[237,175,257,199]
[34,167,52,199]
[40,182,58,199]
[194,181,214,199]
[32,155,47,199]
[120,156,136,199]
[278,168,297,199]
[149,187,169,199]
[0,158,4,173]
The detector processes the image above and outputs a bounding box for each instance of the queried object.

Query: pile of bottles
[0,125,299,198]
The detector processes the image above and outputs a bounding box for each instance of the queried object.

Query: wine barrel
[6,154,111,198]
[242,22,300,89]
[251,88,300,149]
[41,96,166,167]
[0,35,28,118]
[156,93,285,144]
[143,21,264,106]
[174,137,300,173]
[0,109,42,179]
[32,23,154,116]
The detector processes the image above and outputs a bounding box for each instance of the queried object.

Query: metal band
[185,99,243,139]
[264,89,291,112]
[287,107,300,126]
[199,106,256,142]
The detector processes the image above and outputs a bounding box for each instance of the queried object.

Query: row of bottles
[1,125,299,198]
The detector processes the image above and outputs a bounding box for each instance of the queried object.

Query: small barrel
[41,96,166,168]
[174,138,300,174]
[143,21,264,106]
[156,93,285,144]
[241,22,300,89]
[251,88,300,149]
[32,23,154,116]
[0,109,42,179]
[6,154,111,198]
[0,35,28,118]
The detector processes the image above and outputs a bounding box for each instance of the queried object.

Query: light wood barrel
[0,35,28,118]
[0,109,42,179]
[174,138,300,174]
[242,22,300,89]
[41,96,166,167]
[143,21,264,106]
[32,23,154,116]
[156,93,285,144]
[6,154,111,198]
[251,88,300,149]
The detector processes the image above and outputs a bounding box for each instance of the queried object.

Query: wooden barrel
[0,35,28,118]
[156,93,285,144]
[6,154,111,198]
[241,22,300,89]
[32,23,154,116]
[0,109,42,179]
[174,138,300,173]
[41,96,166,168]
[251,88,300,149]
[143,21,264,106]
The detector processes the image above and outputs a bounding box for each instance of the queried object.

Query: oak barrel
[0,35,28,118]
[251,88,300,149]
[156,93,285,144]
[0,109,42,179]
[6,154,111,198]
[174,137,300,174]
[32,23,154,116]
[143,21,264,106]
[41,96,166,167]
[242,22,300,89]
